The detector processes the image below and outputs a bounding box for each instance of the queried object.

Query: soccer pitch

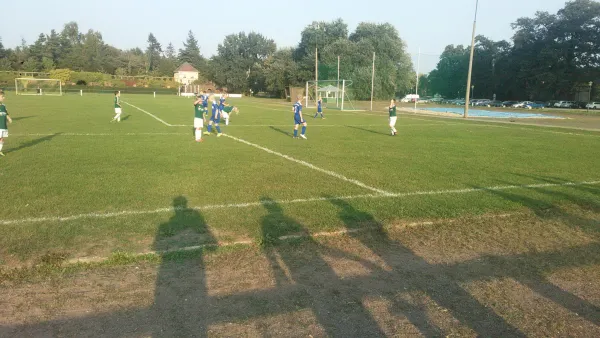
[1,93,600,266]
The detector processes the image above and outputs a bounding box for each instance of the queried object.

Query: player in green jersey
[111,91,122,122]
[389,99,397,136]
[221,104,238,126]
[0,92,13,156]
[193,94,205,142]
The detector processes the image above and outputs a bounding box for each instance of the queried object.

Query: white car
[586,102,600,109]
[560,101,576,108]
[554,101,570,108]
[512,101,532,108]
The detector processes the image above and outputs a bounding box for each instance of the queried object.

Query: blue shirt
[293,102,302,115]
[212,102,218,114]
[317,100,322,111]
[202,95,209,107]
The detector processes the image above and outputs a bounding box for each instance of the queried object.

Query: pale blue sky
[0,0,568,73]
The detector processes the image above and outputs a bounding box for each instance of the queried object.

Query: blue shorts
[211,113,221,122]
[294,115,305,125]
[318,108,322,113]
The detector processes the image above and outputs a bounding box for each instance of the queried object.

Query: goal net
[305,80,358,111]
[15,78,63,96]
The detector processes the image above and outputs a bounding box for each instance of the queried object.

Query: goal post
[305,79,357,111]
[15,78,62,96]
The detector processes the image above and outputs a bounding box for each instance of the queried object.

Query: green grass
[1,92,600,266]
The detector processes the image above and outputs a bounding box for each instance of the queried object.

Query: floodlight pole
[464,0,479,119]
[370,52,375,111]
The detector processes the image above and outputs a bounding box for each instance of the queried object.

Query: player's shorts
[115,108,122,114]
[0,129,8,138]
[389,116,397,127]
[211,113,221,122]
[222,112,229,119]
[194,118,204,129]
[318,108,322,113]
[294,115,305,125]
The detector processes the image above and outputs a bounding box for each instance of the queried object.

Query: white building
[174,63,199,85]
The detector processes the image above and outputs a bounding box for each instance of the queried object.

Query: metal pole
[305,81,309,107]
[315,46,318,108]
[464,0,479,118]
[370,52,375,111]
[414,47,420,112]
[337,55,340,107]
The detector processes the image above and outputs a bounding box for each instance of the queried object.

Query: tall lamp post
[464,0,479,118]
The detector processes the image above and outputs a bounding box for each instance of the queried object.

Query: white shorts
[222,112,229,119]
[389,116,397,127]
[0,129,7,138]
[115,108,122,114]
[194,118,204,129]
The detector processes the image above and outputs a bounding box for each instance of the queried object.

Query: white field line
[224,133,393,195]
[122,101,187,127]
[11,132,186,136]
[62,212,520,264]
[2,180,598,226]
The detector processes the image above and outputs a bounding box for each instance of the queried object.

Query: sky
[0,0,569,73]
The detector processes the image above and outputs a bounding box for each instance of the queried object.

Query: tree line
[423,0,600,101]
[0,20,414,100]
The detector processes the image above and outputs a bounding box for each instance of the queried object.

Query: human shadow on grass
[269,126,291,137]
[120,114,131,121]
[7,133,62,154]
[345,125,390,136]
[468,183,600,325]
[327,197,526,337]
[259,196,386,337]
[150,195,217,337]
[11,116,35,121]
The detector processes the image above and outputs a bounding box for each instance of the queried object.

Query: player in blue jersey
[204,95,223,137]
[200,91,209,117]
[313,96,325,119]
[292,95,307,139]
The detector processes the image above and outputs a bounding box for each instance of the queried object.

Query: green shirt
[114,96,121,108]
[223,106,234,113]
[194,103,204,118]
[389,105,397,117]
[0,104,8,130]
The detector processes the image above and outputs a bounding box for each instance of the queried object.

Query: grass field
[0,92,599,266]
[1,93,600,336]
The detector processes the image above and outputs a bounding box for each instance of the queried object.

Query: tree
[211,32,276,92]
[146,33,162,73]
[264,48,300,97]
[178,31,205,73]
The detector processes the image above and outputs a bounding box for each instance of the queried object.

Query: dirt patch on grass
[1,207,599,337]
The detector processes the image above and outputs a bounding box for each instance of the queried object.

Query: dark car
[487,100,504,107]
[524,101,545,109]
[502,101,519,107]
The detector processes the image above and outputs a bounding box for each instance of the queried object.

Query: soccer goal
[15,78,63,96]
[305,80,357,111]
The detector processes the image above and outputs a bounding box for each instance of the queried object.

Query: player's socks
[225,118,229,125]
[301,126,306,135]
[314,113,318,118]
[293,129,298,137]
[0,142,3,153]
[207,125,213,133]
[195,129,202,141]
[215,126,221,134]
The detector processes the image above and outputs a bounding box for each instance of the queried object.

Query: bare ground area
[1,206,599,337]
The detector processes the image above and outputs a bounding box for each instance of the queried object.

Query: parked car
[586,102,600,109]
[512,101,533,108]
[555,101,576,108]
[475,99,492,106]
[487,100,504,107]
[502,101,519,107]
[525,101,545,109]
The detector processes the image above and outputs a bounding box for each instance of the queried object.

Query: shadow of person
[259,196,385,337]
[120,115,131,121]
[8,132,62,154]
[327,197,526,337]
[151,196,216,337]
[269,126,291,137]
